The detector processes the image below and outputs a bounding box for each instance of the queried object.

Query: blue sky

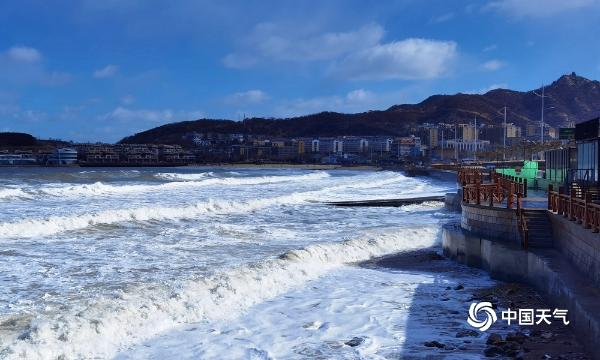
[1,0,600,142]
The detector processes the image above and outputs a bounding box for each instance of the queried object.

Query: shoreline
[362,249,590,359]
[185,163,384,171]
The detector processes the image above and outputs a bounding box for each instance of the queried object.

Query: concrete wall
[461,203,521,244]
[548,213,600,288]
[443,225,600,359]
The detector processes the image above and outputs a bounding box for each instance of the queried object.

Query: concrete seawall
[460,203,521,244]
[549,213,600,288]
[443,224,600,358]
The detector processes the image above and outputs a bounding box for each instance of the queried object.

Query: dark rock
[454,284,464,290]
[424,340,445,348]
[484,345,503,357]
[486,333,504,345]
[344,337,364,347]
[529,329,542,337]
[506,331,527,344]
[456,329,480,338]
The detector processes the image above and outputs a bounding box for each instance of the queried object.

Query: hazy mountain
[120,73,600,145]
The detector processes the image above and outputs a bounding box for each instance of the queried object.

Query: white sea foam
[0,172,331,201]
[2,226,439,359]
[0,188,32,200]
[0,192,311,238]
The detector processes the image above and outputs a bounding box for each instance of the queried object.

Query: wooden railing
[459,167,531,248]
[459,169,526,209]
[548,185,600,233]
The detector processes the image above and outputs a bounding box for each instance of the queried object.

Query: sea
[0,167,496,359]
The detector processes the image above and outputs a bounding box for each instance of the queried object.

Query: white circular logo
[467,302,497,331]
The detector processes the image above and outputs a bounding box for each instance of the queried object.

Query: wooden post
[523,178,528,198]
[559,186,565,216]
[508,183,514,209]
[476,178,481,205]
[548,184,553,211]
[570,188,576,221]
[584,192,591,229]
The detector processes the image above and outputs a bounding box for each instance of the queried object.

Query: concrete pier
[325,195,445,207]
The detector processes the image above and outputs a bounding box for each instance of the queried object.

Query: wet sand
[361,249,591,359]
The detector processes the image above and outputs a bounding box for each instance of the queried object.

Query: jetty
[325,195,444,207]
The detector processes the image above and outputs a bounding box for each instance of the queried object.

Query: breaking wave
[0,226,439,359]
[0,172,331,201]
[0,193,311,238]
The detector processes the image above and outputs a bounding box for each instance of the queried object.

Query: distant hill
[0,132,37,147]
[120,73,600,145]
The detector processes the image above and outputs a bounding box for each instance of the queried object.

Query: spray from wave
[0,226,440,359]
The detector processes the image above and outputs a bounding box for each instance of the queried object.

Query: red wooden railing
[548,184,600,233]
[459,168,530,248]
[459,169,526,209]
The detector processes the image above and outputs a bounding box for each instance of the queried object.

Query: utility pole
[441,128,444,161]
[541,85,545,144]
[474,115,478,162]
[503,106,507,161]
[454,124,458,162]
[533,85,548,144]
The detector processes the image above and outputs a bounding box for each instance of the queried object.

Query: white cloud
[481,59,504,71]
[120,95,135,105]
[274,88,399,117]
[42,71,73,86]
[0,46,71,86]
[466,83,509,94]
[486,0,598,17]
[100,107,203,123]
[483,44,497,52]
[6,46,41,63]
[223,23,384,68]
[431,12,455,23]
[225,89,269,105]
[93,64,119,78]
[330,38,457,81]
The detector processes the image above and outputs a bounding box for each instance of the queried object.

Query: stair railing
[517,193,528,249]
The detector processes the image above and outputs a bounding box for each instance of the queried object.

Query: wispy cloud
[431,12,455,23]
[481,59,504,71]
[225,89,269,105]
[0,46,71,85]
[466,83,509,94]
[486,0,599,17]
[93,64,119,78]
[483,44,498,52]
[273,88,404,117]
[330,38,457,81]
[6,46,41,63]
[99,107,203,123]
[223,23,384,68]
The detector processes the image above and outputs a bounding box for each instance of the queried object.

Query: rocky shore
[361,249,591,359]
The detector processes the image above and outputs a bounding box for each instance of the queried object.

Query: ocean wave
[1,226,439,359]
[0,192,314,239]
[154,172,213,181]
[0,172,331,201]
[0,188,33,200]
[0,173,439,239]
